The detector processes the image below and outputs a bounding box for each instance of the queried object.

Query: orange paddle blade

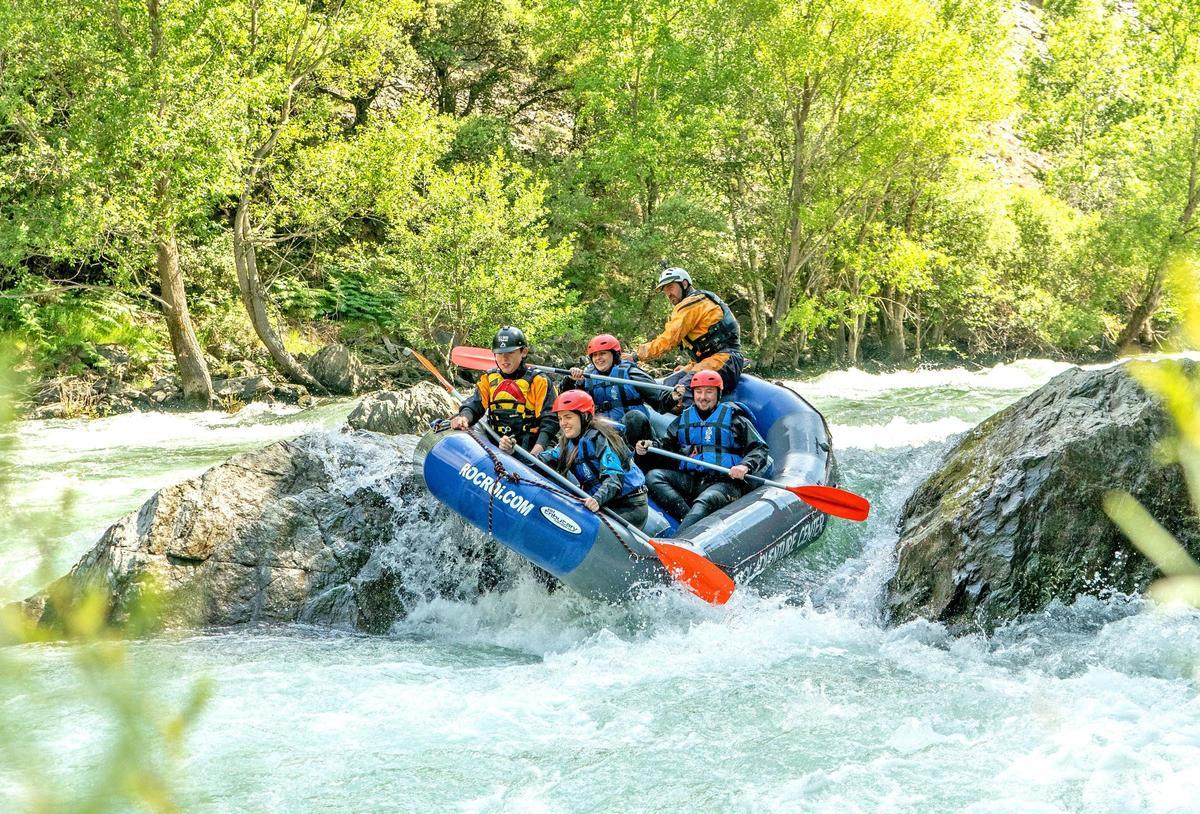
[789,485,870,522]
[405,348,459,396]
[450,346,498,371]
[649,540,735,605]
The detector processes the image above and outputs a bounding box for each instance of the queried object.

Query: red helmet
[551,390,596,415]
[689,370,724,391]
[586,334,622,356]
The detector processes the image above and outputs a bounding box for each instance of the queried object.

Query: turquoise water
[2,360,1198,813]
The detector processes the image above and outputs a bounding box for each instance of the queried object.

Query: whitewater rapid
[3,359,1198,813]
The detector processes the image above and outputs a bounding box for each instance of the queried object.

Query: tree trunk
[914,296,923,358]
[831,324,847,363]
[763,83,817,365]
[879,285,908,362]
[156,231,213,406]
[233,194,324,391]
[147,3,211,406]
[749,278,766,348]
[846,319,861,365]
[728,169,765,348]
[1116,117,1200,353]
[1114,260,1168,352]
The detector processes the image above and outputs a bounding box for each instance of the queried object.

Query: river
[2,360,1198,813]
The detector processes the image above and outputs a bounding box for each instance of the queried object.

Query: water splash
[5,360,1200,813]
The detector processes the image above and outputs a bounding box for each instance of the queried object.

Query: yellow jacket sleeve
[637,294,721,360]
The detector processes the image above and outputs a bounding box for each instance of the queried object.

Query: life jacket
[680,288,741,362]
[567,427,646,498]
[479,366,544,440]
[582,361,647,421]
[676,402,744,473]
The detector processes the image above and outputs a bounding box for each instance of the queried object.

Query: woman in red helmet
[563,333,681,445]
[634,370,768,532]
[501,389,648,527]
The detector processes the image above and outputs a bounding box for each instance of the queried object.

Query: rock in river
[24,430,514,633]
[887,362,1200,631]
[346,383,460,435]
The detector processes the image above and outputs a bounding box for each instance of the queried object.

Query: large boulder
[306,344,365,395]
[24,430,513,633]
[345,383,460,435]
[887,362,1200,631]
[212,375,276,402]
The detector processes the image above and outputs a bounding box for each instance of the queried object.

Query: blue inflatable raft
[415,374,836,599]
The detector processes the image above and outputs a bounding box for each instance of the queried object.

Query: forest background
[2,0,1199,406]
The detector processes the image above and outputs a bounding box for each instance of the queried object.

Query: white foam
[831,416,975,449]
[787,358,1074,399]
[12,400,352,464]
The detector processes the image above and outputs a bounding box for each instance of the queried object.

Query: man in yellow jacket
[632,265,746,399]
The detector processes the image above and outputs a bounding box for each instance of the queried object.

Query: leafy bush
[0,283,164,374]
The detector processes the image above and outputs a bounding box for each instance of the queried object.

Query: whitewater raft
[415,374,836,600]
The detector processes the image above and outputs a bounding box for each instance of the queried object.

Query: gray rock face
[887,362,1200,631]
[213,375,276,402]
[346,384,460,435]
[307,344,365,395]
[28,430,513,633]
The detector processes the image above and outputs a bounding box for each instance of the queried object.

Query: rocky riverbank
[23,343,382,419]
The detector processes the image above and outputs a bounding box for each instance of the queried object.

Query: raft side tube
[416,430,670,599]
[668,375,834,576]
[416,431,601,575]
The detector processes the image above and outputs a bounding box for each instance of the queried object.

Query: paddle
[643,446,871,522]
[408,347,735,604]
[404,347,461,396]
[451,345,676,394]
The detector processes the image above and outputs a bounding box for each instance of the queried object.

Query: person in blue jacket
[635,370,768,532]
[563,333,682,446]
[501,389,648,527]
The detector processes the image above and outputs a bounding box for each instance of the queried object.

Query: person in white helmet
[629,263,746,398]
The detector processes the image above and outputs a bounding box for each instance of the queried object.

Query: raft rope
[464,429,652,561]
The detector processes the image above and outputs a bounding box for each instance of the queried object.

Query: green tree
[0,0,247,404]
[387,152,578,362]
[222,0,417,389]
[1024,0,1200,352]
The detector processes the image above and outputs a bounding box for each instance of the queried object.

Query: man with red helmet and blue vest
[634,370,768,532]
[562,333,680,445]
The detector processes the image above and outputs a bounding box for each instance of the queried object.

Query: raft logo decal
[457,463,535,516]
[539,506,582,535]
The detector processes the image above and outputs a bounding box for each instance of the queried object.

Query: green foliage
[0,286,164,373]
[2,0,1198,379]
[392,151,580,352]
[0,345,211,812]
[1105,260,1200,607]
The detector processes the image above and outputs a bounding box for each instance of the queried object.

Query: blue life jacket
[582,361,647,422]
[569,427,646,498]
[677,402,744,472]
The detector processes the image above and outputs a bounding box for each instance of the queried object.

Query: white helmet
[655,266,692,289]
